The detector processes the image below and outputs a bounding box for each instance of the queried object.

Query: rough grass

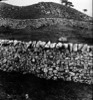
[0,25,92,45]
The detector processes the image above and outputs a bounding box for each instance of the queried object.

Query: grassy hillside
[0,2,92,21]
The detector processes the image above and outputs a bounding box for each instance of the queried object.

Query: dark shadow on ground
[0,71,92,100]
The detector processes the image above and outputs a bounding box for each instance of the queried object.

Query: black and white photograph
[0,0,93,100]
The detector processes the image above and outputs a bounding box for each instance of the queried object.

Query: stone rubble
[0,39,93,84]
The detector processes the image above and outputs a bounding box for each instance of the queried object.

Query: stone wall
[0,39,93,84]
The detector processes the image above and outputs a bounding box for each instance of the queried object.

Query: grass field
[0,25,92,45]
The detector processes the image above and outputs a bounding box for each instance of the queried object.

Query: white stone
[26,41,32,48]
[58,37,67,42]
[14,40,18,45]
[32,41,36,47]
[56,42,62,48]
[45,41,51,48]
[50,43,56,48]
[47,41,51,45]
[9,40,14,43]
[36,41,42,47]
[45,44,49,48]
[43,68,48,73]
[69,43,73,52]
[63,43,68,49]
[73,44,78,52]
[40,41,46,47]
[87,45,90,52]
[78,44,83,50]
[69,72,75,76]
[81,44,88,52]
[49,68,53,71]
[53,76,57,80]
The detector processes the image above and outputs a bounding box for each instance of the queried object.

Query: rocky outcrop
[0,39,93,84]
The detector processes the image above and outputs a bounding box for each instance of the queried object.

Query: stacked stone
[0,39,93,84]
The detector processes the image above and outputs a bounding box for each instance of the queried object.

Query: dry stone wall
[0,39,93,84]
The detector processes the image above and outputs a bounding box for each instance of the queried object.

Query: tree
[83,9,87,12]
[61,0,74,7]
[66,1,74,7]
[61,0,68,5]
[0,0,7,1]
